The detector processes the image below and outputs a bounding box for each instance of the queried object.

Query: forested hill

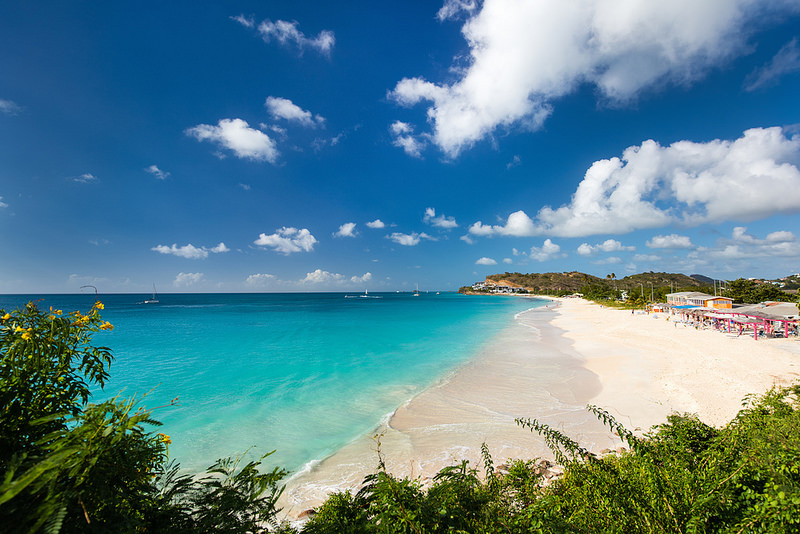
[483,271,709,293]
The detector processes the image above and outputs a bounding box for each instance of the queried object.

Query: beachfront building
[471,281,527,294]
[666,292,733,309]
[670,299,799,340]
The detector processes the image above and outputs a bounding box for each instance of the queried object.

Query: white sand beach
[279,297,800,518]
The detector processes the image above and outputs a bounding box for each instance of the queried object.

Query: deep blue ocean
[0,292,543,474]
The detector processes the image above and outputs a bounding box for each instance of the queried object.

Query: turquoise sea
[0,292,543,474]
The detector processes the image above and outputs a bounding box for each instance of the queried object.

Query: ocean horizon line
[0,290,461,297]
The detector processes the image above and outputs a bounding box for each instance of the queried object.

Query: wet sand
[279,297,800,518]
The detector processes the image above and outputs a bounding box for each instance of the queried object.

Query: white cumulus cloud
[390,121,426,157]
[72,173,98,184]
[174,272,204,287]
[469,210,536,237]
[303,269,345,284]
[388,232,435,246]
[691,226,800,261]
[766,230,795,243]
[186,118,278,162]
[475,257,497,265]
[423,207,458,228]
[351,272,373,284]
[145,165,170,180]
[529,239,563,262]
[576,239,635,256]
[265,96,324,127]
[366,219,386,229]
[152,242,229,259]
[437,0,479,21]
[245,273,275,287]
[230,14,255,28]
[468,128,800,239]
[0,98,22,115]
[254,227,317,254]
[334,222,357,238]
[390,0,799,157]
[646,234,694,249]
[257,19,335,55]
[594,256,622,265]
[0,196,7,209]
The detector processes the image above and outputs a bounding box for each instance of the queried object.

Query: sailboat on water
[143,284,159,304]
[413,283,420,297]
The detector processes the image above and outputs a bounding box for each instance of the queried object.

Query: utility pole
[639,283,644,298]
[648,282,654,302]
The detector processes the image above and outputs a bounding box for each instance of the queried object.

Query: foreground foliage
[303,388,800,533]
[3,300,799,532]
[0,302,287,533]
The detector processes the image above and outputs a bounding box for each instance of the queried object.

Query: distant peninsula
[459,271,708,295]
[459,271,798,304]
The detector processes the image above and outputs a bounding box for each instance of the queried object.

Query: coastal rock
[297,509,316,520]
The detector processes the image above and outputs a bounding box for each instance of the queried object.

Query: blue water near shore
[0,292,543,474]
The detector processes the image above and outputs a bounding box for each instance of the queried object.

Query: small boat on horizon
[143,284,159,304]
[345,289,381,299]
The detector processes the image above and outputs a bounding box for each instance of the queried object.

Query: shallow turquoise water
[0,292,543,473]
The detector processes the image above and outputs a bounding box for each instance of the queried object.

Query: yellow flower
[49,315,56,321]
[99,321,114,331]
[94,301,104,310]
[157,433,172,445]
[21,332,31,341]
[1,313,10,321]
[14,326,25,333]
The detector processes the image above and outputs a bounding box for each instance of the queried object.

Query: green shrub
[0,302,287,533]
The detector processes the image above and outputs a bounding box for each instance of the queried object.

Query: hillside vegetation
[485,271,707,293]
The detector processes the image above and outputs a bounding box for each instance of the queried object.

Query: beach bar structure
[666,292,733,309]
[668,300,799,340]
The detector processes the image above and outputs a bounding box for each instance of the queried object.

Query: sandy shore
[279,297,800,518]
[555,298,800,429]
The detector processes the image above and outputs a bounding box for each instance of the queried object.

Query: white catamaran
[144,284,159,304]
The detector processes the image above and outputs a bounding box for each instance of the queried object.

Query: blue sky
[2,1,800,293]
